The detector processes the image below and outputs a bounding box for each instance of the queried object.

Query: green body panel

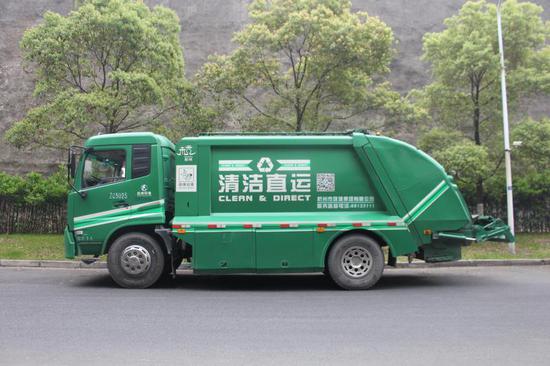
[366,137,472,238]
[172,132,478,271]
[65,131,513,270]
[256,230,314,271]
[193,230,255,272]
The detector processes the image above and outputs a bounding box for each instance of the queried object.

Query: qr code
[316,173,335,192]
[176,165,197,192]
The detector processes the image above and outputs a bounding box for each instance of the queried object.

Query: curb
[0,259,549,270]
[0,259,107,269]
[394,259,550,268]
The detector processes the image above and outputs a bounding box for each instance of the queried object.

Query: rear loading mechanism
[437,215,515,243]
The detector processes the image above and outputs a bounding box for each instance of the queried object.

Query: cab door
[70,145,137,251]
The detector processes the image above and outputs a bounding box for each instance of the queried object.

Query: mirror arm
[66,168,87,199]
[68,180,87,199]
[67,146,87,199]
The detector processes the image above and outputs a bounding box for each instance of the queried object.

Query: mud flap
[418,238,462,263]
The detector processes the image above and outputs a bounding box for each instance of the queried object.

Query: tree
[418,128,490,201]
[435,142,491,201]
[419,0,549,212]
[500,118,550,230]
[159,83,222,142]
[511,118,550,171]
[6,0,186,149]
[417,128,465,155]
[197,0,416,132]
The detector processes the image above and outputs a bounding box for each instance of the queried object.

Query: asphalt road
[1,266,550,366]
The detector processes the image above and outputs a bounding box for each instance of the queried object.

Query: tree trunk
[476,177,484,215]
[295,102,303,132]
[473,90,484,215]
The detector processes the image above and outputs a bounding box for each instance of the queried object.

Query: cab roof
[85,132,174,150]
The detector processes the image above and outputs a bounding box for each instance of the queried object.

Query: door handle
[114,201,129,208]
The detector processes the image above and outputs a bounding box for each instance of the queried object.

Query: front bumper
[63,226,76,259]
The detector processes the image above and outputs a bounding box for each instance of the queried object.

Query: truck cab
[65,133,175,262]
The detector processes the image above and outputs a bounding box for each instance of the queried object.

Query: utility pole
[497,0,515,254]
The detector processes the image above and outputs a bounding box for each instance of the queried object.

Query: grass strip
[1,233,549,261]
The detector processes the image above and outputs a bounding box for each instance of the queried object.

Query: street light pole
[496,0,515,254]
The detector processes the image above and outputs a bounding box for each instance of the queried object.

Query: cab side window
[82,150,126,188]
[132,144,151,179]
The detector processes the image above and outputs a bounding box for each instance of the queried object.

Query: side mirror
[67,146,87,199]
[69,150,76,178]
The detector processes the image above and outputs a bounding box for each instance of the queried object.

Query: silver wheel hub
[341,246,372,278]
[121,245,151,275]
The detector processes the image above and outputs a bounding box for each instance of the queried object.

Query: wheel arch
[103,224,168,256]
[322,229,393,269]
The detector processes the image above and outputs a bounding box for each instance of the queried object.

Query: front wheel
[327,234,384,290]
[107,233,165,289]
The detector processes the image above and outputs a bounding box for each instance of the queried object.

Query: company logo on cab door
[137,184,152,198]
[217,157,312,203]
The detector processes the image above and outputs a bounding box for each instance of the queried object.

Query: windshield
[82,149,126,188]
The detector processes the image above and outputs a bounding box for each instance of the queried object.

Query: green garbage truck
[64,131,514,289]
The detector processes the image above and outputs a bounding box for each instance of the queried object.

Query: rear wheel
[107,233,165,289]
[327,234,384,290]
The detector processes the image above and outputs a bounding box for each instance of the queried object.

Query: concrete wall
[0,0,548,173]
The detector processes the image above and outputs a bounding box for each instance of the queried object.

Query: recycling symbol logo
[257,157,274,173]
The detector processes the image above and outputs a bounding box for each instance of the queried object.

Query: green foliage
[196,0,417,132]
[0,173,25,198]
[418,128,467,155]
[419,129,491,198]
[433,142,490,196]
[515,47,550,94]
[0,168,67,204]
[420,0,548,141]
[514,171,550,199]
[426,118,550,207]
[162,83,222,141]
[6,0,186,149]
[417,0,549,207]
[508,118,550,202]
[512,118,550,170]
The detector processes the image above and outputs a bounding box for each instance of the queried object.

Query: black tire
[327,234,384,290]
[107,232,165,289]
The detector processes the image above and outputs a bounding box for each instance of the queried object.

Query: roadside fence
[0,199,66,234]
[0,198,548,234]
